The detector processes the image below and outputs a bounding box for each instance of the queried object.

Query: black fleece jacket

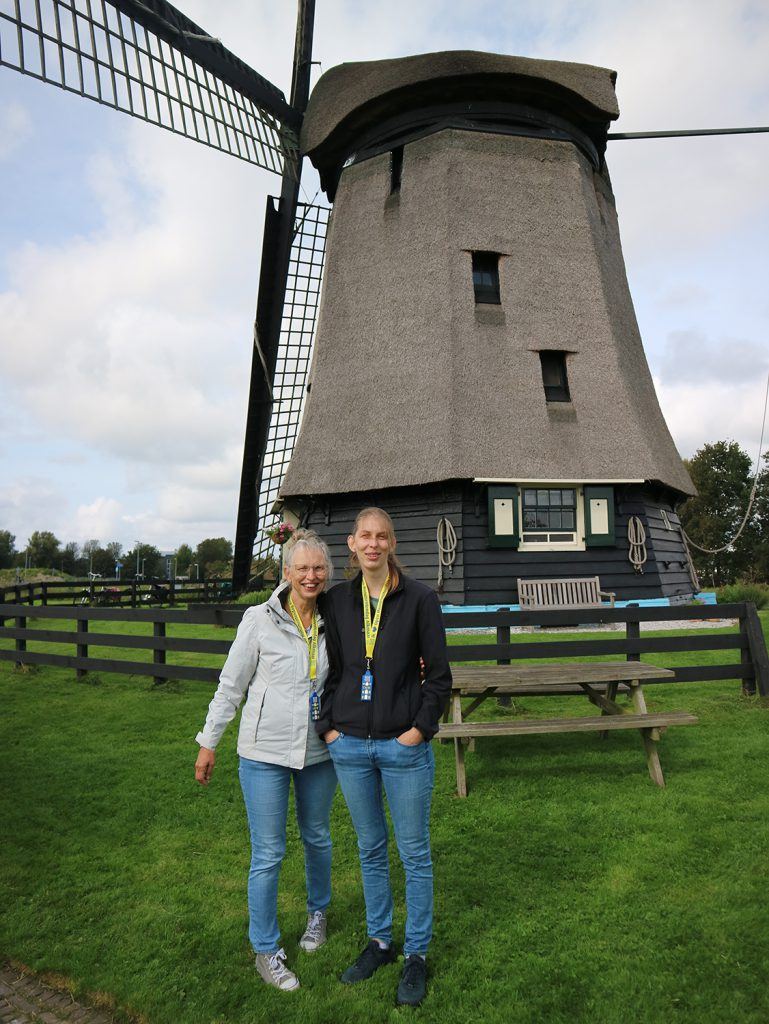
[315,572,452,741]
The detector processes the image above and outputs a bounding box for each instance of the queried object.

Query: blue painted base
[440,592,718,613]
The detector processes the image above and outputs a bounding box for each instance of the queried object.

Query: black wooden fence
[0,578,235,607]
[1,601,767,695]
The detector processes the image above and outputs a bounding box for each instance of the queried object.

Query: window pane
[536,511,549,528]
[541,360,563,387]
[524,490,536,506]
[539,351,570,402]
[550,510,562,528]
[523,511,537,528]
[471,251,500,304]
[562,489,575,506]
[537,489,549,506]
[549,489,561,505]
[562,510,575,529]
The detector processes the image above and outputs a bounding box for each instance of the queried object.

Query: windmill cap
[302,50,619,166]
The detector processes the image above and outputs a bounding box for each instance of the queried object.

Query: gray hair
[283,528,334,580]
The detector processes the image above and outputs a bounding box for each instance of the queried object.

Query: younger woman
[317,507,451,1007]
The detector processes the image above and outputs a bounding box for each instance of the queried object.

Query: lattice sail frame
[0,0,297,174]
[254,201,330,560]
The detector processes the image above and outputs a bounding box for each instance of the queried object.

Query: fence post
[15,612,27,667]
[626,616,640,664]
[131,580,137,608]
[77,617,89,680]
[497,608,511,706]
[41,582,48,607]
[153,619,167,685]
[742,603,769,697]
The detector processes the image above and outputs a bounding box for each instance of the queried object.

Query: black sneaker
[396,955,427,1006]
[340,940,397,984]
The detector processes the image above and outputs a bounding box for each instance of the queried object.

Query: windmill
[1,2,767,599]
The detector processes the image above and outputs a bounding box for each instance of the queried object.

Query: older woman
[194,529,336,992]
[317,507,452,1007]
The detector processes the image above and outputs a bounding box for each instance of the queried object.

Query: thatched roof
[280,54,694,501]
[302,50,619,155]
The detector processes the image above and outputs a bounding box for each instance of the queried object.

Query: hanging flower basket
[266,522,295,546]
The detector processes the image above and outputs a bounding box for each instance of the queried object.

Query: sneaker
[340,939,397,984]
[299,910,327,952]
[254,948,300,991]
[396,955,427,1006]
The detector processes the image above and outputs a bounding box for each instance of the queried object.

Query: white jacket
[195,583,331,769]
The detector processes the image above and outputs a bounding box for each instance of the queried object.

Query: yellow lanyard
[287,597,318,683]
[361,574,390,663]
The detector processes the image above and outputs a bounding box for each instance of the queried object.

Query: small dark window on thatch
[539,351,570,402]
[472,252,501,304]
[390,146,404,193]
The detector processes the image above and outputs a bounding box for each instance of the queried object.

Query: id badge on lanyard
[287,597,320,719]
[361,575,389,702]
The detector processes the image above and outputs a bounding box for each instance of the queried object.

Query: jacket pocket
[241,680,269,742]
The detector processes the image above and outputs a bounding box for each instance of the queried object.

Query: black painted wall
[299,480,696,604]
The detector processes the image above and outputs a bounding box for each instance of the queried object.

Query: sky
[1,0,768,554]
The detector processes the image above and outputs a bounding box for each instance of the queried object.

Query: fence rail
[0,578,236,608]
[1,601,767,695]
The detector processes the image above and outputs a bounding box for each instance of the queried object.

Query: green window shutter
[584,486,615,547]
[487,485,519,548]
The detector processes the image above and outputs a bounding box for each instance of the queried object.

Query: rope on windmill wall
[682,369,769,556]
[436,517,458,590]
[679,527,702,593]
[627,516,648,573]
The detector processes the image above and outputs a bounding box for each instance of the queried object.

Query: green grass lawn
[2,617,769,1023]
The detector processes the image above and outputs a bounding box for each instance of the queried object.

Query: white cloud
[73,497,123,543]
[659,330,769,386]
[656,375,769,462]
[0,101,31,161]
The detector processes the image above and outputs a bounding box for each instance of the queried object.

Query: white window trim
[518,485,586,552]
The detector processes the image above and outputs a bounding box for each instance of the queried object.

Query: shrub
[233,589,272,606]
[716,582,769,609]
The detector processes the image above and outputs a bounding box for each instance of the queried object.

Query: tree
[60,541,80,576]
[196,538,233,576]
[27,530,61,569]
[123,545,163,579]
[81,539,100,574]
[679,441,762,586]
[0,530,16,569]
[176,543,195,577]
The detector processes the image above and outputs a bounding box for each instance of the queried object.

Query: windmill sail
[253,199,330,560]
[0,0,298,176]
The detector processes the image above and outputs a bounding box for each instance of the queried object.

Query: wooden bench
[438,662,698,796]
[517,576,615,609]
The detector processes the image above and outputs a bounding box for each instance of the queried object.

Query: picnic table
[438,661,698,796]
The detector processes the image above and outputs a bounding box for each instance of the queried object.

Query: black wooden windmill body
[2,1,766,603]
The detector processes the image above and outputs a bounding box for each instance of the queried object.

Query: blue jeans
[238,757,337,953]
[327,734,435,956]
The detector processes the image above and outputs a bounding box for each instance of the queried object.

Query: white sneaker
[255,948,300,991]
[299,910,327,952]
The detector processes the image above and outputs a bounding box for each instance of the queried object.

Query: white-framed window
[518,485,586,551]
